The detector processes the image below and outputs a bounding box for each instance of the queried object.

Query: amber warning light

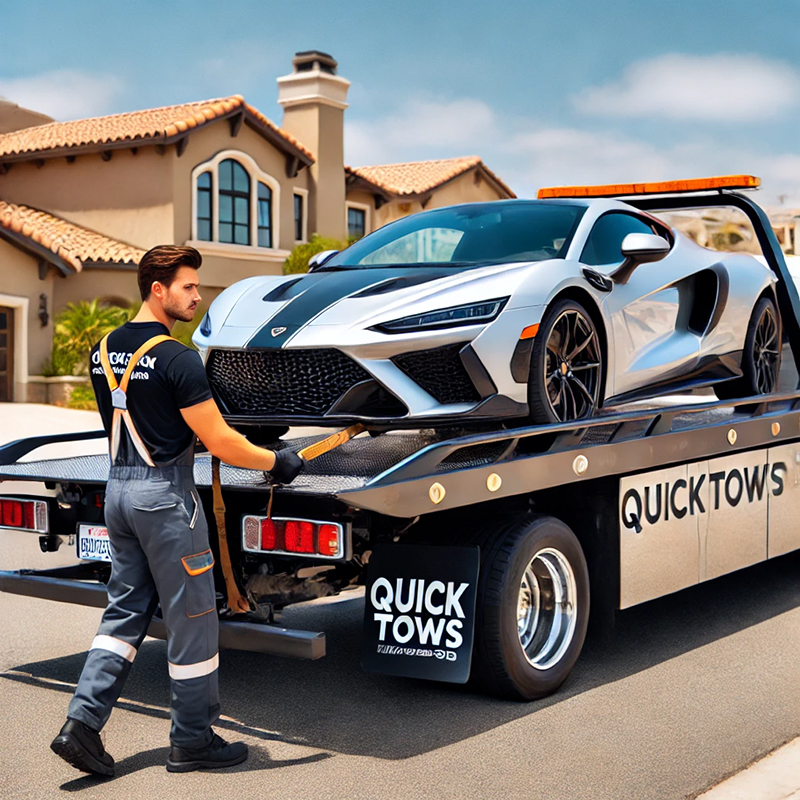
[537,175,761,199]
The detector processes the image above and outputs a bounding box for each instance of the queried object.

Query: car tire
[528,298,603,424]
[470,515,590,701]
[715,295,781,400]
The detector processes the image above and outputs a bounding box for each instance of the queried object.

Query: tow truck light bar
[242,515,345,559]
[537,174,761,199]
[0,498,48,533]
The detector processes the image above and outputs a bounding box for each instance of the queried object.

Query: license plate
[77,524,112,562]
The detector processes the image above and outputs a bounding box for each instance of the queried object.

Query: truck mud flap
[0,569,325,660]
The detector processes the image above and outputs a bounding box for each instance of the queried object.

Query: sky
[2,0,800,206]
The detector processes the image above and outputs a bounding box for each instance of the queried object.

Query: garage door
[0,306,13,402]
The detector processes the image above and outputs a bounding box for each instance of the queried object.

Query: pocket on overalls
[131,481,178,512]
[181,550,216,617]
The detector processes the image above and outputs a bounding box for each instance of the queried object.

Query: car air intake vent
[392,344,481,405]
[352,273,443,298]
[263,277,305,302]
[207,348,373,417]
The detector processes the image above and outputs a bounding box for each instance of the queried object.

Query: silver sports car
[193,197,781,430]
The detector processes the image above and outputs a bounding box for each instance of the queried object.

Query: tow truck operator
[50,245,304,775]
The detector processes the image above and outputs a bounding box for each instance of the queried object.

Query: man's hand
[268,449,305,484]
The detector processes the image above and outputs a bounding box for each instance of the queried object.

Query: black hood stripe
[247,268,454,348]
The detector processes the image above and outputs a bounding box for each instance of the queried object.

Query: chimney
[277,51,350,241]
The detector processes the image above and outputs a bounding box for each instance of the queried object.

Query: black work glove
[267,448,305,484]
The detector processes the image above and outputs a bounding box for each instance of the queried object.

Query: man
[50,245,303,775]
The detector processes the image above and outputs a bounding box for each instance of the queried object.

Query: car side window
[581,213,658,266]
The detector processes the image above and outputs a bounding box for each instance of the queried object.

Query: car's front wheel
[528,298,603,424]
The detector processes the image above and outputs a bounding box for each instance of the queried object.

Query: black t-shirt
[90,321,212,466]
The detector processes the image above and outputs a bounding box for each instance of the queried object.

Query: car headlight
[374,298,509,334]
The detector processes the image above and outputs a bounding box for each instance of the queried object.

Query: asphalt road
[1,406,799,799]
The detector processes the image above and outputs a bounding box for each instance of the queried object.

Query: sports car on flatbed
[194,176,781,431]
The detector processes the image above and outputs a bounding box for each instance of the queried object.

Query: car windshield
[323,202,586,269]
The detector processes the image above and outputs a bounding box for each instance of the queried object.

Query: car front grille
[207,348,374,417]
[392,343,481,405]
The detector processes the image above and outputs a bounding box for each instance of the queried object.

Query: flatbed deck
[2,394,799,517]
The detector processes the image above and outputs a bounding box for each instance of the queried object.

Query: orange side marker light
[520,324,539,340]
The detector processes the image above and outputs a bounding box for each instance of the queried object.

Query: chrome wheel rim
[754,305,780,394]
[544,309,601,421]
[517,547,578,670]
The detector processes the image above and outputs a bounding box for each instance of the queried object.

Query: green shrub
[67,383,98,411]
[44,300,134,376]
[283,233,346,275]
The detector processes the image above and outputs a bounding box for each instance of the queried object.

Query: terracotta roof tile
[347,156,515,198]
[0,95,313,162]
[0,201,144,271]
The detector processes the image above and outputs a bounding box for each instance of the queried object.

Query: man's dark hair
[137,245,202,301]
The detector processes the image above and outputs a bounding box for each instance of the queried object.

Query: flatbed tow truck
[2,178,800,701]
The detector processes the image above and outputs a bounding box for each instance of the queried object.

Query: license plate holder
[76,524,112,562]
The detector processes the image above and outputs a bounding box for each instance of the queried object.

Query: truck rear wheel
[471,515,589,700]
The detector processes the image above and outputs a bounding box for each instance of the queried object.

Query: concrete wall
[0,238,55,394]
[0,148,175,248]
[52,267,139,313]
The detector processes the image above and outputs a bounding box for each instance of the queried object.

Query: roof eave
[0,225,76,275]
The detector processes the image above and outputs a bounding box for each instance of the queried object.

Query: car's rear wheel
[528,299,603,424]
[715,295,781,400]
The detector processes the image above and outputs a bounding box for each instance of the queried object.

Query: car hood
[204,260,555,349]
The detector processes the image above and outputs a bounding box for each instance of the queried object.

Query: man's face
[154,266,202,323]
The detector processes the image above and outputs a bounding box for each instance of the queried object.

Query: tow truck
[2,177,799,701]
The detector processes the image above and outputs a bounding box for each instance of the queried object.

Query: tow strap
[211,424,367,614]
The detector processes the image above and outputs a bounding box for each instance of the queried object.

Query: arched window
[192,151,282,250]
[197,171,212,241]
[257,182,272,248]
[219,159,250,245]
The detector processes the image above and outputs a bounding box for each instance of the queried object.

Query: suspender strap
[98,333,176,466]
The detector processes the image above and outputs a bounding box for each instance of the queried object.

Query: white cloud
[0,70,124,120]
[346,97,498,165]
[572,53,800,121]
[507,126,800,206]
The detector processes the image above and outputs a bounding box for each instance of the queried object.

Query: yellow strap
[101,333,176,466]
[298,424,366,461]
[212,456,251,614]
[119,335,174,393]
[99,334,117,392]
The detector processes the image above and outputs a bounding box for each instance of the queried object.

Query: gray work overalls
[68,333,220,749]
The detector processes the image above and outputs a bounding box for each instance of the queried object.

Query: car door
[582,212,698,399]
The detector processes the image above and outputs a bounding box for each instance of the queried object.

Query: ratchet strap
[99,334,173,466]
[212,456,250,614]
[298,424,366,461]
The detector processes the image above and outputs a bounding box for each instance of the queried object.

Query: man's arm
[181,398,277,471]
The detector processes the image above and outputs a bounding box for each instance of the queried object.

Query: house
[0,51,515,403]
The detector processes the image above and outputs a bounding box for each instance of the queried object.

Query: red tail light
[241,516,346,559]
[318,524,341,557]
[0,497,48,532]
[284,520,314,554]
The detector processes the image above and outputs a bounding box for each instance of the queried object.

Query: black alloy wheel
[528,298,603,424]
[716,295,781,400]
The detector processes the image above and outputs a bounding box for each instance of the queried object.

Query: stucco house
[0,51,514,403]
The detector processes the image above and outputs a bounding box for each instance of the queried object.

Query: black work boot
[166,732,248,773]
[50,719,115,777]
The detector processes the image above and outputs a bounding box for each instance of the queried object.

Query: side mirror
[308,249,339,272]
[610,233,671,284]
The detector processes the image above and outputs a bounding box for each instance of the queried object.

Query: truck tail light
[284,520,314,554]
[318,524,340,557]
[0,497,48,533]
[241,515,346,559]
